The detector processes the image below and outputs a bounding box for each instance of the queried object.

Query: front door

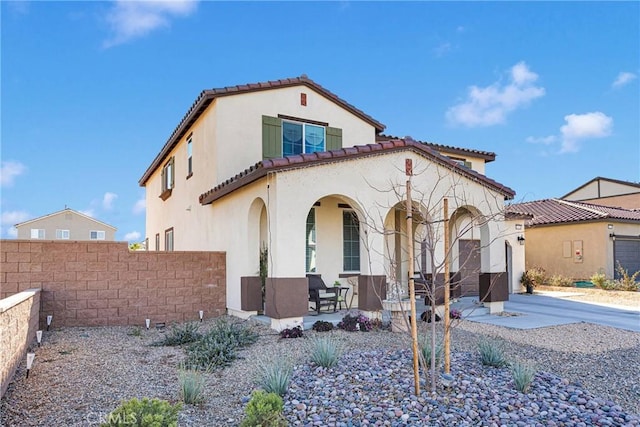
[458,239,481,296]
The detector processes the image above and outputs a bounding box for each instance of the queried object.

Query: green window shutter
[169,157,175,188]
[463,161,472,168]
[262,115,282,159]
[326,126,342,151]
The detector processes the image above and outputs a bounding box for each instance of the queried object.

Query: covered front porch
[204,145,519,331]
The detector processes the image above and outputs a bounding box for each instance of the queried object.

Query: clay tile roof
[376,134,496,162]
[199,139,515,205]
[139,76,385,186]
[506,199,640,226]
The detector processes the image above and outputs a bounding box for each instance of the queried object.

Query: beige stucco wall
[144,84,379,252]
[566,180,639,201]
[205,151,512,314]
[572,194,640,210]
[524,220,640,279]
[15,211,115,241]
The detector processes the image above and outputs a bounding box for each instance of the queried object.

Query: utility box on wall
[573,240,583,263]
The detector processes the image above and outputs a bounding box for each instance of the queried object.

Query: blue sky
[1,1,638,242]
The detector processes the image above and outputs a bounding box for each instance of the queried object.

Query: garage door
[614,238,640,278]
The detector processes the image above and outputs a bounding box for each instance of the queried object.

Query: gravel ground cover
[2,298,639,426]
[535,286,640,309]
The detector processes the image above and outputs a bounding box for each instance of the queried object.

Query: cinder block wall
[0,240,226,327]
[0,289,41,398]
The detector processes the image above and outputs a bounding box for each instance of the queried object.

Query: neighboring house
[562,177,640,210]
[507,199,640,280]
[139,75,524,329]
[14,208,117,241]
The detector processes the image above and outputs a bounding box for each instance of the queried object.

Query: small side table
[335,287,350,310]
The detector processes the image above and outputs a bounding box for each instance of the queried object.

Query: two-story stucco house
[139,76,524,330]
[14,208,117,241]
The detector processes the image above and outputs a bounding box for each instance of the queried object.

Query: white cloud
[0,161,26,187]
[434,42,453,57]
[102,192,118,210]
[104,0,198,48]
[1,210,30,226]
[612,71,637,88]
[7,227,18,238]
[132,196,146,215]
[560,112,613,153]
[80,209,95,218]
[526,135,556,145]
[446,61,545,127]
[124,231,141,241]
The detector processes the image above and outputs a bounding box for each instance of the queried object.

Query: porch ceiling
[199,139,516,205]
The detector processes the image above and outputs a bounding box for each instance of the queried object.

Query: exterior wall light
[609,233,616,241]
[517,236,525,245]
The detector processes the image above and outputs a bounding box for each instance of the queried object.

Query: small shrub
[369,318,388,331]
[521,267,548,291]
[599,280,619,290]
[419,336,443,368]
[179,367,206,405]
[511,361,536,393]
[155,322,202,346]
[590,272,607,289]
[549,274,574,287]
[241,390,287,427]
[449,308,462,319]
[478,338,507,368]
[128,326,142,337]
[309,336,342,368]
[257,359,292,396]
[614,261,640,291]
[100,397,181,427]
[337,313,372,332]
[312,320,334,332]
[279,326,303,339]
[185,319,258,370]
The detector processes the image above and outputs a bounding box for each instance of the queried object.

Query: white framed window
[187,137,193,177]
[165,228,174,251]
[305,209,316,273]
[56,229,70,239]
[160,157,175,199]
[30,229,45,239]
[90,230,106,240]
[343,211,360,272]
[283,121,325,156]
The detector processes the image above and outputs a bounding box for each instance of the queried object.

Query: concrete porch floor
[251,297,488,330]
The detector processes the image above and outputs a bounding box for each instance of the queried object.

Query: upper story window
[282,121,325,156]
[160,157,175,200]
[449,156,472,169]
[187,136,193,178]
[262,115,342,160]
[155,233,160,251]
[30,229,45,239]
[56,229,70,239]
[90,230,105,240]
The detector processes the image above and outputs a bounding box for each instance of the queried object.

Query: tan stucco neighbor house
[139,75,525,330]
[562,177,640,210]
[14,208,117,241]
[507,199,640,280]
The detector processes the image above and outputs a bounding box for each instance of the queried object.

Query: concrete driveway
[462,293,640,332]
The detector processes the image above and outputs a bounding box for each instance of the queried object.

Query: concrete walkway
[461,293,640,332]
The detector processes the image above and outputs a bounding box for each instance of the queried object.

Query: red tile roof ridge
[141,75,386,186]
[553,199,608,216]
[200,139,515,205]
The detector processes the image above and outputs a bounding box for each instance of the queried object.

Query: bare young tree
[353,157,515,392]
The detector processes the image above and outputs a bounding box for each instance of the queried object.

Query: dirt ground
[536,285,640,309]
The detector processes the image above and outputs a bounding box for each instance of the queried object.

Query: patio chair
[307,274,339,315]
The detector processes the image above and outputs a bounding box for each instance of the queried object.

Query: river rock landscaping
[1,311,639,426]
